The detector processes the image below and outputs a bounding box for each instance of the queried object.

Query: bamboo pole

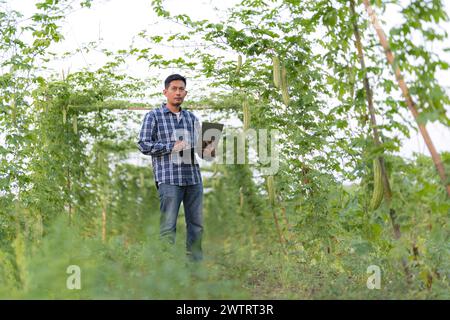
[351,0,412,283]
[362,0,450,197]
[68,100,219,112]
[279,206,300,249]
[351,0,392,201]
[272,208,287,254]
[102,198,107,243]
[68,101,150,111]
[64,100,73,225]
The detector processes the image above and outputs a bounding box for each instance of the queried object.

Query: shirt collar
[162,102,183,114]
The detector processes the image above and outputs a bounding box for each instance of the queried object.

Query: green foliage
[0,0,449,300]
[0,215,246,299]
[204,154,449,299]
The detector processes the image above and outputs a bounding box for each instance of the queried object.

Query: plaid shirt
[137,103,202,186]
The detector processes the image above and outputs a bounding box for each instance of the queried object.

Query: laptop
[199,122,224,158]
[176,121,224,161]
[201,122,224,143]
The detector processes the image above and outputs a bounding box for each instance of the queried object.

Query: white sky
[7,0,450,159]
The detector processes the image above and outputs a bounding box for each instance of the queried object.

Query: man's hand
[172,140,187,152]
[203,141,215,158]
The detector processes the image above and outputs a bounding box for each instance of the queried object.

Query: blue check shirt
[137,103,202,186]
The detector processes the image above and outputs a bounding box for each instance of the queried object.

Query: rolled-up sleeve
[137,112,174,156]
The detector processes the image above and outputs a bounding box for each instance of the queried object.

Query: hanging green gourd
[281,64,290,106]
[62,107,67,124]
[369,158,384,211]
[236,55,242,74]
[72,114,78,134]
[243,99,250,130]
[11,98,17,124]
[239,186,244,209]
[272,56,281,89]
[348,65,356,99]
[97,150,104,170]
[267,175,276,206]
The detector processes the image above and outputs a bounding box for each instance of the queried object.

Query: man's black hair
[164,74,186,89]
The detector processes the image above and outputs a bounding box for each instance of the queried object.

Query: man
[137,74,213,262]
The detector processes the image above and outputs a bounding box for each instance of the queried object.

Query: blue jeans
[157,182,203,261]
